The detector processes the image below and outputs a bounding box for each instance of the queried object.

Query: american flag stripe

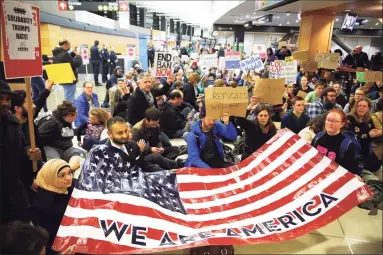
[55,178,368,254]
[63,168,356,232]
[53,130,373,254]
[180,144,314,203]
[178,137,309,192]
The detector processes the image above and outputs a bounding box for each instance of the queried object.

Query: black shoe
[176,158,186,168]
[95,83,102,86]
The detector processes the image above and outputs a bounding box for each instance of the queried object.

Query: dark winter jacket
[38,110,75,151]
[52,47,82,85]
[127,83,171,126]
[0,113,30,224]
[131,120,163,155]
[354,51,369,68]
[281,110,310,134]
[183,82,198,110]
[90,44,101,61]
[185,119,237,168]
[237,117,277,160]
[159,101,188,138]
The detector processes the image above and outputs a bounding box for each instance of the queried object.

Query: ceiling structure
[214,0,383,30]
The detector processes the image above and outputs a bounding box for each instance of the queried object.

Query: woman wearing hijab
[30,159,77,254]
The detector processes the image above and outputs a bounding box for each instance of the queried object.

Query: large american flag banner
[53,129,373,254]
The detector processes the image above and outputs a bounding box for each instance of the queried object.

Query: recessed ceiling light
[276,16,280,19]
[376,23,379,26]
[235,20,238,22]
[370,28,373,29]
[296,20,299,22]
[286,13,290,16]
[345,9,351,12]
[336,18,339,21]
[287,22,290,24]
[246,15,249,18]
[240,17,243,20]
[279,24,282,26]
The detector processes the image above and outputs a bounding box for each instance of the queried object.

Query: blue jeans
[63,84,77,103]
[31,77,48,112]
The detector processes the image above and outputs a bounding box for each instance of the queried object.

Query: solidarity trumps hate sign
[153,52,175,77]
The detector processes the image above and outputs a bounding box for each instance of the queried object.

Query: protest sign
[153,52,174,77]
[315,53,339,69]
[225,51,241,69]
[297,90,308,99]
[254,78,285,105]
[285,56,294,62]
[278,41,286,48]
[292,50,310,61]
[356,72,365,83]
[190,52,199,60]
[239,54,264,72]
[45,63,76,84]
[181,55,189,63]
[284,60,298,84]
[199,54,217,69]
[204,87,248,119]
[80,44,89,65]
[253,43,267,58]
[300,60,318,72]
[270,61,285,79]
[364,71,382,83]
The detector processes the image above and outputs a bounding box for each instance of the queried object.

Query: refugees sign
[153,52,174,77]
[204,87,248,119]
[53,129,372,254]
[239,54,264,72]
[199,54,217,69]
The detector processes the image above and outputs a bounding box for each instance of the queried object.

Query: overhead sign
[126,44,135,60]
[199,54,217,69]
[153,52,174,77]
[205,86,248,119]
[239,54,264,73]
[1,1,42,78]
[225,51,241,70]
[80,44,89,65]
[315,53,339,69]
[58,1,119,12]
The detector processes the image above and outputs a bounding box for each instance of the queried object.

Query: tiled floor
[48,75,382,254]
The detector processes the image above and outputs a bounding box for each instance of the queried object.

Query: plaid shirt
[307,100,342,119]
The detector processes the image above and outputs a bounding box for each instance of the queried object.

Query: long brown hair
[254,104,277,132]
[349,98,372,123]
[89,108,110,125]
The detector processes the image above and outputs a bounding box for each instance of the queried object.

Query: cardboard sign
[1,2,42,78]
[356,72,365,83]
[225,51,241,70]
[297,90,308,99]
[284,60,298,84]
[292,50,310,61]
[270,61,285,79]
[315,53,339,69]
[153,52,174,77]
[364,71,382,83]
[199,54,217,69]
[300,60,318,72]
[253,78,285,105]
[204,87,248,119]
[80,44,89,65]
[239,54,264,72]
[45,63,76,84]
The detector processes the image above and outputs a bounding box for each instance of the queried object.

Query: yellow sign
[285,56,294,62]
[205,87,248,119]
[278,41,286,48]
[44,63,75,84]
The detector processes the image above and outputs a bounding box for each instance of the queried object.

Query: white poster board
[153,52,174,77]
[284,60,298,84]
[199,54,217,69]
[80,45,89,65]
[239,54,264,72]
[270,61,285,79]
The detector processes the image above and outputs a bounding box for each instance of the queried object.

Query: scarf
[36,159,70,194]
[141,88,154,107]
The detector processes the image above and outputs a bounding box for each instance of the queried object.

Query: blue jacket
[185,119,237,168]
[74,92,99,127]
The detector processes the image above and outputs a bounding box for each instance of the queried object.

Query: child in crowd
[77,108,110,151]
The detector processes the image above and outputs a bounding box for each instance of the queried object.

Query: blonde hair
[214,79,226,87]
[89,108,110,125]
[349,98,372,123]
[188,73,201,84]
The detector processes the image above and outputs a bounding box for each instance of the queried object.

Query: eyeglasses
[326,119,342,124]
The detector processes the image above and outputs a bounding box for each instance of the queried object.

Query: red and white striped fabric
[53,129,372,254]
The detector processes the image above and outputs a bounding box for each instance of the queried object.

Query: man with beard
[307,87,342,119]
[10,81,54,199]
[81,116,161,181]
[0,81,40,224]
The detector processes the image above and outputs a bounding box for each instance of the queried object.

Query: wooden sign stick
[25,77,38,172]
